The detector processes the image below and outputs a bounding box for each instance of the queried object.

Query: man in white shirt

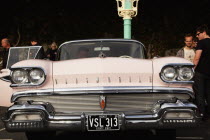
[176,34,195,62]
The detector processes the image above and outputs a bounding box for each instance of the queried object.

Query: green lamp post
[116,0,139,39]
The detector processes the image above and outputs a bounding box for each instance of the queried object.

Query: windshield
[59,40,145,60]
[6,46,41,68]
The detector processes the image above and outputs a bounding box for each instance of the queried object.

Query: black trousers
[193,72,210,116]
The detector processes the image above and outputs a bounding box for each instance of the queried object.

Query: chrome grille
[17,94,190,113]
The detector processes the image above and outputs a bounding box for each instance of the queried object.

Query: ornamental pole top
[116,0,139,19]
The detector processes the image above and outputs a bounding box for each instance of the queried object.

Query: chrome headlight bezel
[177,67,194,81]
[10,67,46,87]
[161,66,177,81]
[29,69,45,84]
[160,64,194,83]
[11,69,29,84]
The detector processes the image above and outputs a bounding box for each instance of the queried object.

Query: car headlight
[11,68,46,86]
[160,64,194,82]
[161,67,177,81]
[29,69,45,84]
[11,69,28,84]
[178,67,194,81]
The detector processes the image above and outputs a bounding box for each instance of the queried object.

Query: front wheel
[25,131,56,140]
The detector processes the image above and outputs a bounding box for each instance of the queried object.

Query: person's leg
[204,77,210,116]
[193,72,206,116]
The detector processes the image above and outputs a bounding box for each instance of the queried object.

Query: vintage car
[1,39,201,139]
[0,46,45,108]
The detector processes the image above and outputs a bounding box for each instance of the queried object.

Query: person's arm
[176,48,184,58]
[193,50,202,69]
[176,49,181,57]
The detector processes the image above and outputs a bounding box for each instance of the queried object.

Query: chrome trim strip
[52,116,81,120]
[0,76,10,82]
[153,87,194,98]
[55,86,194,98]
[159,78,194,84]
[11,86,194,102]
[162,63,194,67]
[11,89,54,102]
[54,86,153,94]
[153,87,193,91]
[8,104,46,112]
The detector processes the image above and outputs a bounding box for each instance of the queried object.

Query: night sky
[0,0,210,55]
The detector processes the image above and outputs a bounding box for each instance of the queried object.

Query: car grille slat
[17,94,189,113]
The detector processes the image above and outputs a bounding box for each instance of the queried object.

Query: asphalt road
[0,109,209,140]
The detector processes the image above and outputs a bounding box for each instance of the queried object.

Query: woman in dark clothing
[46,42,58,61]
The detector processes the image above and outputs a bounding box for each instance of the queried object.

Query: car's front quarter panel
[152,56,193,89]
[10,59,53,93]
[0,69,13,107]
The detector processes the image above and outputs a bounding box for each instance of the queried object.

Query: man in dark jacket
[29,37,46,59]
[30,37,40,46]
[1,38,11,69]
[193,24,210,121]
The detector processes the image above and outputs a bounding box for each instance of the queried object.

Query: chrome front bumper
[2,100,202,132]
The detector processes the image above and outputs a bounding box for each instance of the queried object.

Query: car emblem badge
[99,95,106,110]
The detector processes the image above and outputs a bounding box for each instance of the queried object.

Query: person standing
[176,34,195,62]
[1,38,11,69]
[29,37,47,59]
[46,42,58,61]
[193,24,210,121]
[30,37,40,46]
[192,37,198,48]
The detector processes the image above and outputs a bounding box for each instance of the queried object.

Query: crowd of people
[175,24,210,121]
[0,37,58,69]
[0,24,210,121]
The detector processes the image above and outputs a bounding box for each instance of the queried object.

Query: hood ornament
[99,95,106,110]
[98,52,106,58]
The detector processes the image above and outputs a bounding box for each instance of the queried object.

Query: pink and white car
[1,39,201,139]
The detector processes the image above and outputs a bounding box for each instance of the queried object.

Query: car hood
[53,57,153,89]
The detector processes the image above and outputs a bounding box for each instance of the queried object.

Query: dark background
[0,0,209,56]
